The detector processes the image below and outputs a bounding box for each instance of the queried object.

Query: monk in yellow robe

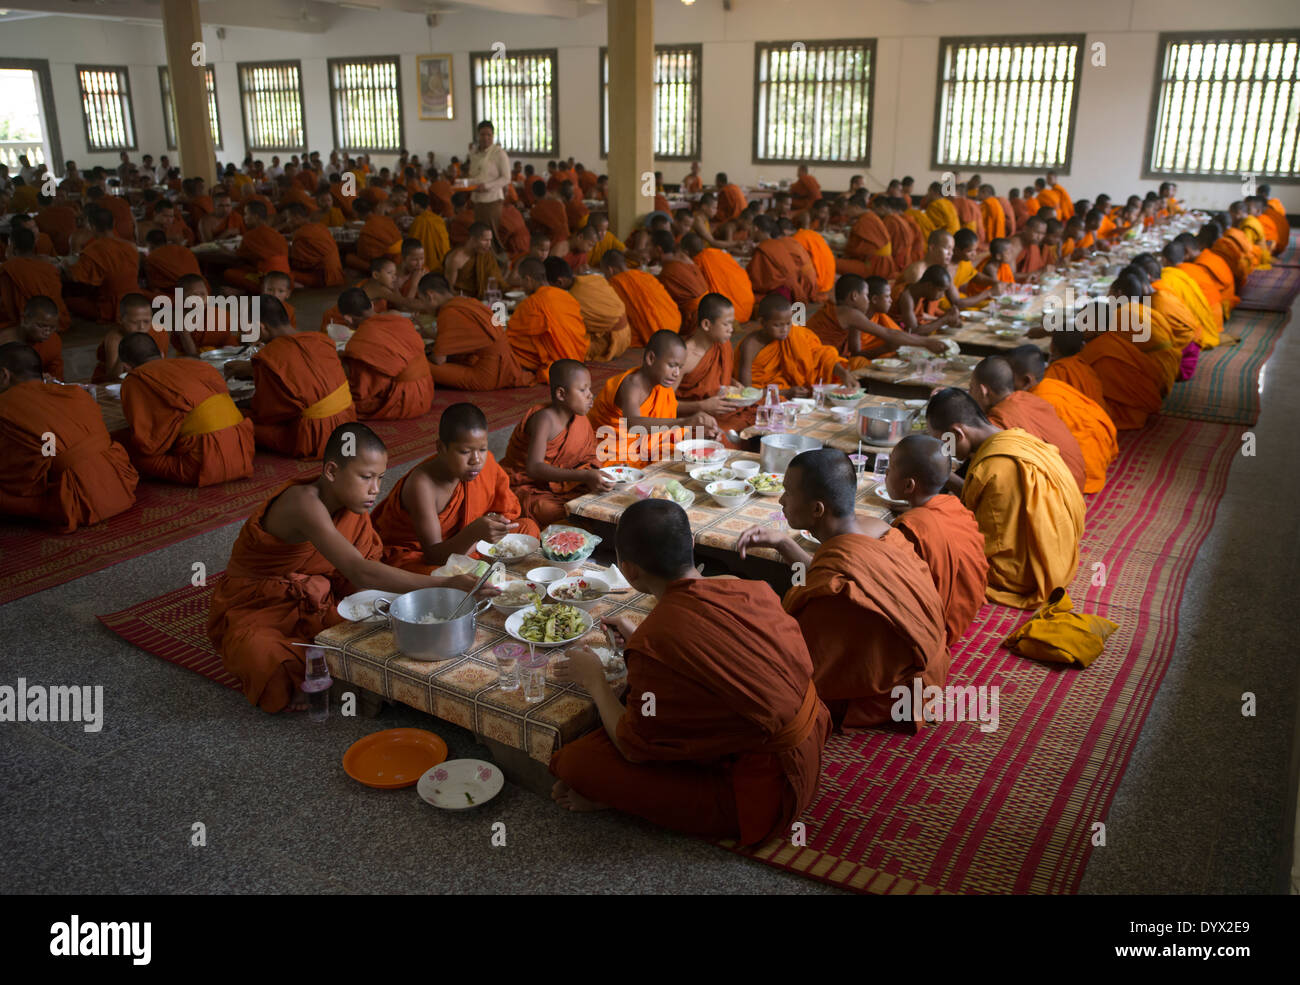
[1257,184,1289,255]
[738,293,854,395]
[405,192,451,271]
[837,199,896,278]
[927,388,1085,608]
[443,222,503,299]
[555,259,630,363]
[505,257,589,383]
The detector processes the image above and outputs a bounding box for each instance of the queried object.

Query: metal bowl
[374,588,489,662]
[759,433,822,474]
[857,405,915,446]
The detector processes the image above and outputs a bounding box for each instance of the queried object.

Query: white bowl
[730,459,760,478]
[600,465,643,485]
[490,580,546,612]
[828,405,855,424]
[475,533,539,561]
[705,480,754,508]
[325,322,353,342]
[749,473,785,497]
[689,465,736,485]
[546,574,611,611]
[526,566,566,584]
[674,438,728,467]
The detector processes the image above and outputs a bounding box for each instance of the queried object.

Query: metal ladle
[447,561,503,620]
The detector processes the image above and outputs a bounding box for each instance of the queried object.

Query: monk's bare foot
[288,686,309,712]
[551,780,609,813]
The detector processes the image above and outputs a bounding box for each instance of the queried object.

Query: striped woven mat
[1161,309,1288,425]
[1233,263,1300,312]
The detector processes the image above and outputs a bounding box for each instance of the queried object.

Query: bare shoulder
[529,406,565,439]
[264,482,325,542]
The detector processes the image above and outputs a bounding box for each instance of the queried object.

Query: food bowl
[705,480,754,508]
[526,566,566,584]
[689,465,736,485]
[826,387,865,404]
[828,405,855,424]
[374,587,490,661]
[599,465,643,485]
[546,575,611,611]
[324,322,353,343]
[730,459,760,479]
[490,580,546,612]
[857,405,915,446]
[749,472,784,496]
[674,438,728,466]
[504,603,594,647]
[475,533,539,561]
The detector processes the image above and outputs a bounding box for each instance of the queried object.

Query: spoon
[448,561,503,619]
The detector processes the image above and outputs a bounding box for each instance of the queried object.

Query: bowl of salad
[505,601,594,647]
[750,472,785,496]
[720,385,763,406]
[540,525,602,571]
[546,575,611,611]
[489,579,546,613]
[633,478,695,509]
[689,465,736,485]
[475,533,539,561]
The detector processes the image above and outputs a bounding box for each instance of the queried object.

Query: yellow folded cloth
[1002,588,1118,668]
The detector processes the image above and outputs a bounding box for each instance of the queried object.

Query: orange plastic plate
[342,728,449,789]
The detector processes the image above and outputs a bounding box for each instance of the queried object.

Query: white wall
[1,0,1297,209]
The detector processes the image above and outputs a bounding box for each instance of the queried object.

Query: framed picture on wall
[417,54,454,121]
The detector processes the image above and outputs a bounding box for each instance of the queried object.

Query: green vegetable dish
[750,473,784,493]
[519,602,587,644]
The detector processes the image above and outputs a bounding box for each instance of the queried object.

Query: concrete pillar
[605,0,654,238]
[161,0,217,187]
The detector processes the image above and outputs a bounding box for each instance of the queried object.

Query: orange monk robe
[1016,242,1046,276]
[789,175,822,211]
[658,258,711,327]
[225,225,291,290]
[280,185,316,212]
[986,389,1087,494]
[588,367,682,468]
[750,324,847,389]
[427,179,453,218]
[430,297,532,391]
[448,249,501,299]
[1240,217,1273,267]
[1023,197,1041,217]
[577,170,598,197]
[355,215,403,262]
[0,256,71,331]
[953,197,982,241]
[609,269,681,345]
[143,244,202,296]
[502,405,600,527]
[1264,199,1290,254]
[784,531,949,732]
[882,213,921,269]
[506,285,589,384]
[497,205,530,257]
[26,333,63,379]
[1147,292,1198,364]
[529,199,570,246]
[93,326,172,382]
[120,357,255,486]
[982,197,1007,243]
[806,304,891,367]
[288,223,345,288]
[893,495,989,649]
[1210,234,1251,289]
[372,452,539,573]
[792,228,835,297]
[569,274,630,362]
[342,311,434,420]
[964,427,1085,609]
[715,184,747,224]
[748,239,814,302]
[1159,266,1220,348]
[838,211,895,278]
[407,211,452,271]
[566,196,589,231]
[693,247,755,322]
[100,195,135,240]
[1011,198,1031,228]
[206,478,382,712]
[682,175,703,195]
[37,205,78,256]
[250,331,357,458]
[1185,254,1237,317]
[1044,355,1109,416]
[1030,378,1117,495]
[0,379,138,532]
[1076,333,1166,430]
[66,237,141,322]
[550,577,830,846]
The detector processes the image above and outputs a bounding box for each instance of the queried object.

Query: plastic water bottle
[484,277,502,306]
[301,646,331,722]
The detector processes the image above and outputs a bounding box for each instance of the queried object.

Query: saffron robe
[985,389,1088,494]
[572,273,631,362]
[506,285,589,383]
[693,248,754,322]
[1030,377,1118,495]
[288,223,345,288]
[250,331,357,458]
[839,211,895,278]
[588,367,682,468]
[748,239,815,302]
[792,228,835,296]
[609,269,682,345]
[658,258,711,327]
[66,237,141,322]
[1044,354,1108,413]
[807,304,891,364]
[355,215,403,262]
[502,404,599,527]
[893,494,989,649]
[431,297,532,391]
[408,211,451,271]
[529,199,570,245]
[749,325,846,389]
[144,244,202,295]
[1075,333,1166,430]
[0,256,71,331]
[715,184,747,224]
[343,311,435,420]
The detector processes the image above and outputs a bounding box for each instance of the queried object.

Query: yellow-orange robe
[693,248,754,322]
[749,325,846,389]
[225,225,291,290]
[986,389,1088,494]
[792,228,835,297]
[748,239,816,303]
[1030,378,1117,495]
[838,211,895,278]
[806,303,891,367]
[588,368,682,468]
[502,404,599,527]
[408,211,451,271]
[571,273,630,362]
[1044,354,1109,414]
[609,268,682,345]
[251,331,357,458]
[893,494,989,649]
[289,223,345,288]
[343,311,435,420]
[506,285,589,384]
[658,259,711,328]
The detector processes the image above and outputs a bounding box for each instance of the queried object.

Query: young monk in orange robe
[653,230,711,327]
[927,388,1085,608]
[0,297,63,378]
[674,293,753,436]
[713,173,747,224]
[142,229,203,296]
[747,217,816,303]
[238,296,357,458]
[340,295,435,421]
[683,234,755,322]
[372,403,541,571]
[37,201,78,256]
[207,422,486,713]
[737,292,853,396]
[93,293,170,382]
[551,498,830,844]
[739,448,949,732]
[347,199,402,273]
[602,250,681,345]
[588,330,721,468]
[789,165,821,211]
[1071,322,1166,431]
[886,434,988,649]
[1043,327,1109,413]
[1175,237,1232,322]
[223,202,291,292]
[116,332,255,486]
[529,181,570,253]
[65,207,141,323]
[838,203,896,278]
[0,342,138,531]
[417,274,532,390]
[1013,217,1048,278]
[971,355,1087,494]
[808,274,946,368]
[0,228,69,331]
[284,205,345,288]
[505,256,589,383]
[502,359,613,527]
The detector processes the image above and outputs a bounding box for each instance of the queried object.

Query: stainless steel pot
[760,433,822,474]
[858,405,916,445]
[374,588,491,662]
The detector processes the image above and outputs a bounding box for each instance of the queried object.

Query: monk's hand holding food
[464,511,517,544]
[553,645,606,691]
[600,613,640,649]
[736,524,806,564]
[683,411,721,438]
[584,471,617,493]
[922,336,949,355]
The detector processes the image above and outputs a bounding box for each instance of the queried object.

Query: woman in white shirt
[467,120,511,247]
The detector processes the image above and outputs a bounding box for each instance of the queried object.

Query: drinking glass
[520,647,550,703]
[493,642,525,692]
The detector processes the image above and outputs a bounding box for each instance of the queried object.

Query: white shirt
[468,142,511,203]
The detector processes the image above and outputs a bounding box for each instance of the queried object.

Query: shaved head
[891,433,951,496]
[324,422,386,465]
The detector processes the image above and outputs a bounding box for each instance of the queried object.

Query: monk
[589,330,720,467]
[529,180,570,254]
[197,190,245,243]
[1006,344,1116,495]
[555,258,630,362]
[240,296,357,458]
[789,165,822,212]
[418,273,531,390]
[550,497,830,845]
[713,173,747,224]
[284,204,345,288]
[1013,216,1048,279]
[372,402,540,569]
[207,422,486,712]
[142,228,202,297]
[0,228,69,332]
[505,256,589,383]
[738,292,854,396]
[893,266,961,334]
[970,355,1087,494]
[642,230,706,330]
[85,186,134,241]
[444,221,503,298]
[502,358,613,527]
[837,197,895,278]
[790,213,835,299]
[979,238,1016,286]
[682,163,704,194]
[0,296,63,378]
[407,192,452,271]
[886,434,988,648]
[221,201,290,292]
[1257,184,1290,255]
[116,332,255,486]
[675,233,750,324]
[340,292,435,421]
[677,292,740,406]
[1157,242,1222,349]
[0,342,138,531]
[747,215,816,303]
[738,448,949,731]
[64,207,141,323]
[584,213,625,268]
[347,199,403,273]
[93,293,172,382]
[602,250,681,345]
[1107,270,1181,391]
[807,276,927,368]
[1042,326,1108,413]
[927,387,1085,608]
[36,197,78,256]
[1062,302,1167,430]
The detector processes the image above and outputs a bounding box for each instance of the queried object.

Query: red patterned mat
[99,415,1242,894]
[1234,263,1300,311]
[0,352,641,607]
